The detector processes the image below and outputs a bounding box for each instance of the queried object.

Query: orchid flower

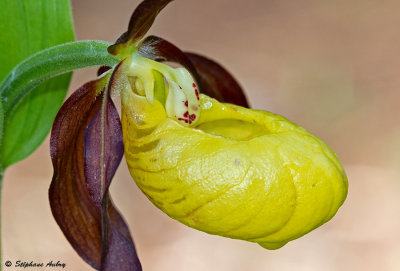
[47,0,348,270]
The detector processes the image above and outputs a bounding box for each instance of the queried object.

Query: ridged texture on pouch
[121,88,348,249]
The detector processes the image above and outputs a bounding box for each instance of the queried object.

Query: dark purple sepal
[127,0,174,42]
[49,64,141,271]
[85,66,142,271]
[108,0,174,56]
[50,78,106,269]
[101,195,142,271]
[83,89,124,208]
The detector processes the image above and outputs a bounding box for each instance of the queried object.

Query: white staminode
[127,52,200,126]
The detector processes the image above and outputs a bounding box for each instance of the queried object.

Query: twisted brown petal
[49,65,141,270]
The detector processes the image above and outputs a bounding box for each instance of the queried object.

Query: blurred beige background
[3,0,400,270]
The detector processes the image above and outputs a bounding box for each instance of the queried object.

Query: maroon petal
[84,81,124,207]
[85,67,142,271]
[49,66,141,270]
[50,79,104,268]
[138,35,249,107]
[185,52,249,108]
[108,0,174,56]
[127,0,173,42]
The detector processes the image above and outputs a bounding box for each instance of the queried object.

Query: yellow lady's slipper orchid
[119,53,348,249]
[46,1,349,268]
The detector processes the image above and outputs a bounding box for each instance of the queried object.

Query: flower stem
[0,40,118,115]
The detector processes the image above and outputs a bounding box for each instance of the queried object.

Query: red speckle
[194,89,199,100]
[189,114,196,122]
[178,118,188,123]
[184,101,188,107]
[192,83,196,88]
[183,111,189,118]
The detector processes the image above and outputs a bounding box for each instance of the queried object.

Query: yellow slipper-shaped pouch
[120,53,348,249]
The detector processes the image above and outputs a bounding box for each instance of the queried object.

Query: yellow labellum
[121,76,348,249]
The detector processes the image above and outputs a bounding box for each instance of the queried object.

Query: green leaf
[1,74,73,168]
[0,0,75,168]
[0,98,3,157]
